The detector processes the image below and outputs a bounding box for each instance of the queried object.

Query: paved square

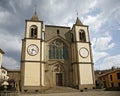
[20,87,120,96]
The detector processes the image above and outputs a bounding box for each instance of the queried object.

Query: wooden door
[56,73,63,86]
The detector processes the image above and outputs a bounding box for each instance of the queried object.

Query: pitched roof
[0,49,5,54]
[1,66,7,70]
[75,17,83,25]
[96,68,120,77]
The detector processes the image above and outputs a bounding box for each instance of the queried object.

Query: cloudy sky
[0,0,120,70]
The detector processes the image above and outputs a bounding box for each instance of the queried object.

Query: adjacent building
[7,70,20,91]
[0,49,9,85]
[96,68,120,90]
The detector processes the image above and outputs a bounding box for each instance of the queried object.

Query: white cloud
[83,9,109,33]
[88,0,120,70]
[111,7,120,23]
[0,11,10,24]
[89,0,97,9]
[99,55,120,70]
[83,0,120,32]
[40,0,100,26]
[93,51,109,63]
[93,37,115,51]
[0,10,20,26]
[0,33,21,52]
[83,14,104,32]
[92,34,115,51]
[92,32,116,70]
[2,56,20,69]
[12,0,32,10]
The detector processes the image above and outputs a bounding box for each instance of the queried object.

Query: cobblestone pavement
[20,87,120,96]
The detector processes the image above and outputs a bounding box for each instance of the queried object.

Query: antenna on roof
[34,4,37,13]
[77,11,78,17]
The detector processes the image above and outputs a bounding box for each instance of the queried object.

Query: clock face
[79,47,89,58]
[27,44,39,56]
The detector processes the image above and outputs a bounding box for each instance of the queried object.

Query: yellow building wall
[79,64,93,84]
[108,72,120,87]
[24,62,40,86]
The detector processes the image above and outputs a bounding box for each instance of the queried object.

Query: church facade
[20,11,95,92]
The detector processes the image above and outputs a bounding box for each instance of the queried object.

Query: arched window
[30,25,37,38]
[79,30,86,42]
[49,39,68,60]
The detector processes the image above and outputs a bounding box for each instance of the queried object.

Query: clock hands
[27,44,39,55]
[31,48,37,54]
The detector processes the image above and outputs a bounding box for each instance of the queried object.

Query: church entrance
[56,73,63,86]
[52,63,65,86]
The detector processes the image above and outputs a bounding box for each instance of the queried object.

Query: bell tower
[0,49,4,68]
[21,10,44,92]
[71,17,95,90]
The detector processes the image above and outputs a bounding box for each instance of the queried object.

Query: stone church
[20,11,95,92]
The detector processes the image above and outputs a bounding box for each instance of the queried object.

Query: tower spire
[77,11,78,18]
[74,11,82,25]
[75,17,83,25]
[75,11,83,25]
[31,4,39,21]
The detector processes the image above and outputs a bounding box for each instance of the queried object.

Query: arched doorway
[53,64,65,86]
